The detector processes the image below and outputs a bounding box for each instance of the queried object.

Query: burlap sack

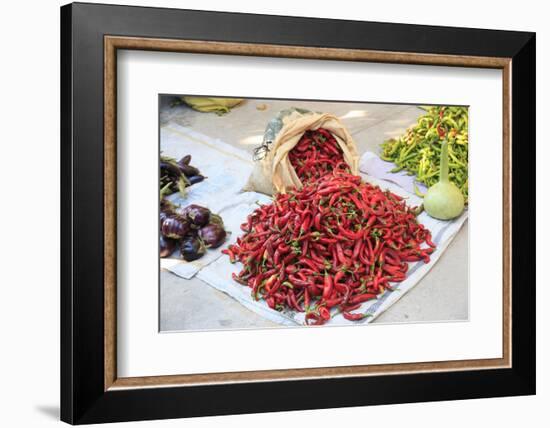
[244,110,359,195]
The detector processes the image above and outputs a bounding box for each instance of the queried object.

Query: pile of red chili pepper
[288,128,349,184]
[223,164,436,325]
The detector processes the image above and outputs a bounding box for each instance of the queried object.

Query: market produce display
[289,128,349,184]
[160,202,227,261]
[160,154,205,198]
[223,166,436,325]
[380,106,469,202]
[158,97,472,330]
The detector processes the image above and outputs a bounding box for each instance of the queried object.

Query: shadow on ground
[35,405,59,420]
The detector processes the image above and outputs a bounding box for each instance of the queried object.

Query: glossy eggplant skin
[160,199,175,229]
[176,204,211,226]
[160,154,204,199]
[180,236,206,261]
[178,154,191,166]
[178,163,200,177]
[160,160,182,179]
[161,215,190,239]
[199,223,227,248]
[186,205,211,227]
[160,236,177,258]
[159,210,171,228]
[187,175,205,185]
[159,200,223,262]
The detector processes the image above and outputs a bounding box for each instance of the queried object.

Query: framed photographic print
[60,2,536,424]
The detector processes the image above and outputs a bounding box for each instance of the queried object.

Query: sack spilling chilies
[243,109,360,195]
[229,108,436,325]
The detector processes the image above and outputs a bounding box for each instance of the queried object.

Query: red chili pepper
[224,167,436,325]
[309,249,326,265]
[279,252,293,265]
[285,265,298,274]
[329,193,340,207]
[343,311,368,321]
[263,274,277,292]
[318,237,337,245]
[425,233,436,248]
[300,214,311,233]
[304,288,311,310]
[313,212,322,230]
[349,194,365,212]
[289,290,303,312]
[324,297,343,308]
[335,243,348,265]
[352,239,363,260]
[382,264,402,275]
[231,272,248,286]
[273,249,282,266]
[349,293,377,304]
[288,275,310,288]
[338,224,363,240]
[322,273,333,300]
[306,285,320,298]
[222,248,236,263]
[305,312,324,326]
[300,257,320,272]
[318,306,330,321]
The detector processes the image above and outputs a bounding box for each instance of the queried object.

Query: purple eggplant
[159,210,171,229]
[160,198,175,228]
[161,215,190,239]
[160,159,182,178]
[160,236,177,258]
[177,155,200,176]
[160,156,191,197]
[178,163,200,177]
[180,236,206,261]
[178,155,191,166]
[160,155,204,197]
[178,204,211,227]
[198,223,227,248]
[187,174,205,185]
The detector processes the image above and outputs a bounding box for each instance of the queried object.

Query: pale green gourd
[423,140,465,220]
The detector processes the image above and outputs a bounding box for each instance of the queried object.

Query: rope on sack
[253,139,272,161]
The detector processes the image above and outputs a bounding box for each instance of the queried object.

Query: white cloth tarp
[160,125,272,279]
[161,123,467,325]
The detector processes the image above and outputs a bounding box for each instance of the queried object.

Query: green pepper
[380,106,468,202]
